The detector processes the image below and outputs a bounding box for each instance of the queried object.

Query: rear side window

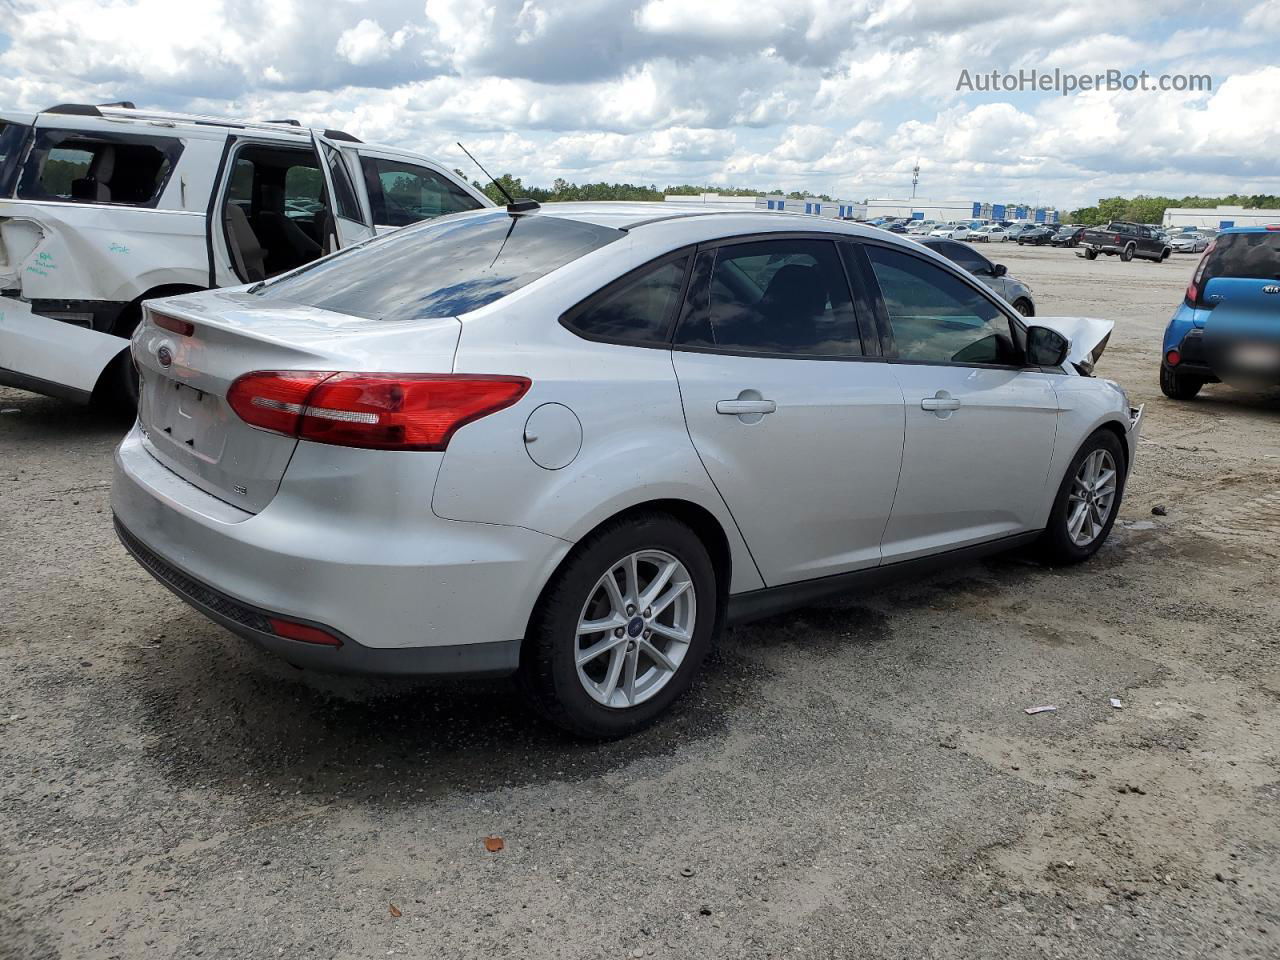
[1201,232,1280,282]
[0,121,32,196]
[675,238,862,357]
[17,129,182,206]
[562,255,689,345]
[361,156,481,227]
[256,210,622,320]
[866,245,1014,366]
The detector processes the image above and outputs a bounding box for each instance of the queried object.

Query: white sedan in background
[972,225,1009,242]
[113,203,1142,738]
[930,223,972,240]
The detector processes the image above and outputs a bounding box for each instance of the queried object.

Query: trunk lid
[133,288,462,512]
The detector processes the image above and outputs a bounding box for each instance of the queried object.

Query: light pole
[910,161,920,219]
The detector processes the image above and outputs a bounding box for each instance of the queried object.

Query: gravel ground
[2,243,1277,959]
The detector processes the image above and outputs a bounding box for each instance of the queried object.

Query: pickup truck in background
[1081,221,1173,263]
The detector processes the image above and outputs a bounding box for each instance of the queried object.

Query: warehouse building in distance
[664,193,1058,223]
[663,193,868,219]
[1162,206,1280,229]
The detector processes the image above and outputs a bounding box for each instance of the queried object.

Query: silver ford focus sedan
[112,202,1142,737]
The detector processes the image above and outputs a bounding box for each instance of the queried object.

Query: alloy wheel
[575,550,696,709]
[1067,449,1118,546]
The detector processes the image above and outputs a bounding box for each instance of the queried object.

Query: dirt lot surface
[2,243,1278,959]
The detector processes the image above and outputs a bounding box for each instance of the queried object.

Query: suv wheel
[1012,298,1034,317]
[1120,244,1135,262]
[518,512,718,738]
[1038,430,1126,565]
[95,349,139,415]
[1160,365,1204,400]
[1084,248,1098,260]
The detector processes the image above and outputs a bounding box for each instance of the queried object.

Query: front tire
[1160,365,1204,400]
[95,349,139,415]
[1038,430,1127,565]
[1084,248,1098,260]
[1012,298,1034,317]
[518,512,719,738]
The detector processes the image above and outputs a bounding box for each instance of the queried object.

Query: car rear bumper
[112,425,572,675]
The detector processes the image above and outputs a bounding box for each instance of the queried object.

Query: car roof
[512,201,904,242]
[1219,225,1280,234]
[32,102,375,148]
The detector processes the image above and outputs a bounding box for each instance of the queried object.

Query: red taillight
[152,312,194,336]
[1166,349,1181,366]
[1113,234,1122,244]
[268,617,342,647]
[227,370,334,436]
[226,372,531,451]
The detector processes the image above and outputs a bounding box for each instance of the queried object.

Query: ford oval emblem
[157,345,173,367]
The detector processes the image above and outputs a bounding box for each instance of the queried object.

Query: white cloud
[0,0,1276,208]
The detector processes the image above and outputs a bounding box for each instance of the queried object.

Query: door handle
[920,391,962,413]
[717,399,777,415]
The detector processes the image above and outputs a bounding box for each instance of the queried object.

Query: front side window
[866,245,1016,366]
[936,240,993,276]
[361,157,481,227]
[256,210,622,321]
[676,238,862,357]
[17,129,181,206]
[562,256,689,345]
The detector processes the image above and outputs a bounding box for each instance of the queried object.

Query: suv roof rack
[43,103,103,117]
[323,129,362,143]
[98,101,136,109]
[265,119,301,127]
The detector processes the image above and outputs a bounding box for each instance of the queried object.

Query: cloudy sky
[1,0,1278,209]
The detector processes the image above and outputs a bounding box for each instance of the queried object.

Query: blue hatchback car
[1161,225,1280,399]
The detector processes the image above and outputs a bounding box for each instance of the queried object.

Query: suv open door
[312,132,376,252]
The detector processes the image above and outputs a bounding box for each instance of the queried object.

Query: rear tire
[95,349,139,415]
[1037,430,1127,565]
[1084,248,1098,260]
[1120,244,1135,262]
[518,512,719,739]
[1160,365,1204,400]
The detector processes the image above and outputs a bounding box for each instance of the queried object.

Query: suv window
[1200,232,1280,282]
[0,121,32,196]
[675,238,862,357]
[562,256,689,345]
[865,245,1016,366]
[17,129,181,206]
[322,143,363,223]
[256,210,622,321]
[360,157,481,227]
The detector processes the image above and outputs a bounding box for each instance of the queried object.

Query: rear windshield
[1202,232,1280,282]
[255,210,623,321]
[0,121,32,196]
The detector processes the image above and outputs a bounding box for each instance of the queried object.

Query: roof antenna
[457,142,539,215]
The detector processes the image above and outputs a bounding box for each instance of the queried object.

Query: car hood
[1031,315,1114,373]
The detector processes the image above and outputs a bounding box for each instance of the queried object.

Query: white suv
[0,102,491,407]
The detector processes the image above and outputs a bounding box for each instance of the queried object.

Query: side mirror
[1026,326,1070,367]
[992,263,1008,277]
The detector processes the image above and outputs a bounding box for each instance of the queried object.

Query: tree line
[1067,194,1280,226]
[464,173,835,205]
